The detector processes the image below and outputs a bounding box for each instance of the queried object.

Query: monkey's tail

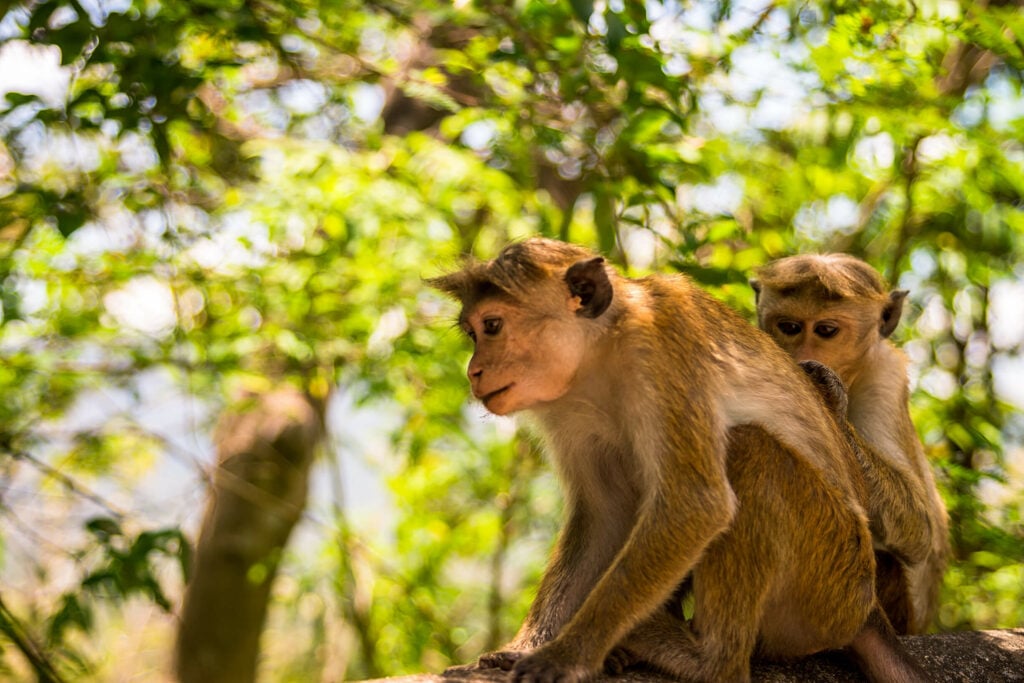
[848,607,933,683]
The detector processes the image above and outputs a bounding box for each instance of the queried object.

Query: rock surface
[359,629,1024,683]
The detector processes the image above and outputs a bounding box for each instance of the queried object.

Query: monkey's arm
[510,448,736,682]
[851,429,933,565]
[800,360,932,566]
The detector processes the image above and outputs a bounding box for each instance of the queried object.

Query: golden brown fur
[752,253,950,634]
[431,239,929,683]
[607,424,878,681]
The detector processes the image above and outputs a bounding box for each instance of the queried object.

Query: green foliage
[78,518,191,611]
[0,0,1022,679]
[47,518,191,644]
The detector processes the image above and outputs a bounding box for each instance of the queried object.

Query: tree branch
[9,449,126,519]
[0,592,69,683]
[888,135,923,285]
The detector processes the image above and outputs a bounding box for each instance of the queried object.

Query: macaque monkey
[751,253,949,634]
[430,238,929,683]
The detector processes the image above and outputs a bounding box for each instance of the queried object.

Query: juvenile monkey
[431,238,929,683]
[752,254,949,634]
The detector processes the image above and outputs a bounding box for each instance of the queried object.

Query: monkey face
[760,296,879,386]
[753,254,909,390]
[430,243,614,416]
[461,297,587,416]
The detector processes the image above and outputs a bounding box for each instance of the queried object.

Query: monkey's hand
[509,643,596,683]
[799,360,849,417]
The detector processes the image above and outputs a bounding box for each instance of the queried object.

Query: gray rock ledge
[358,629,1024,683]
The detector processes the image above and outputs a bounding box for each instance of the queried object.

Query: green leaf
[47,593,94,644]
[2,92,43,109]
[605,10,627,54]
[85,517,123,542]
[569,0,593,23]
[55,205,87,238]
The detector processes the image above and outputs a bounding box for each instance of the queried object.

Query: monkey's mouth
[480,385,513,406]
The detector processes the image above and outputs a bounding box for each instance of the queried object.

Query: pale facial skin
[461,296,586,416]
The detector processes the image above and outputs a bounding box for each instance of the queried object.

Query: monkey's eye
[462,325,477,342]
[482,318,503,336]
[814,323,839,339]
[777,321,802,336]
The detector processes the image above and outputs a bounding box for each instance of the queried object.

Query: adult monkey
[751,254,949,634]
[430,238,929,683]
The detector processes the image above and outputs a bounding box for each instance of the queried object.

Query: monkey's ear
[565,257,613,319]
[749,278,762,303]
[881,289,908,338]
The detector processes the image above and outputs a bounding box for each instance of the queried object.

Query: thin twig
[9,450,126,519]
[0,591,69,683]
[888,135,923,285]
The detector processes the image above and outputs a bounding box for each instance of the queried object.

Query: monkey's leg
[874,550,913,636]
[507,466,737,683]
[799,359,932,634]
[611,611,704,679]
[902,550,946,635]
[603,578,692,675]
[613,549,769,683]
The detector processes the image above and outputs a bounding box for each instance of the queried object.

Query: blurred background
[0,0,1022,681]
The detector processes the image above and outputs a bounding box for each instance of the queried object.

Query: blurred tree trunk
[175,388,325,683]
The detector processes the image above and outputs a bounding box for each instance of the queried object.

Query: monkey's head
[750,254,908,386]
[429,238,615,416]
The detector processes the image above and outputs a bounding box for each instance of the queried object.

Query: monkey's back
[721,424,876,656]
[616,272,869,510]
[633,273,800,368]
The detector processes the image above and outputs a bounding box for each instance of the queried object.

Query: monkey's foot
[477,650,524,671]
[604,646,639,675]
[442,663,479,675]
[510,646,595,683]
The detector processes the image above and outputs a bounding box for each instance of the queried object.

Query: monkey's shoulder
[620,273,768,346]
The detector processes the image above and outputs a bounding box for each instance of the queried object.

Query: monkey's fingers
[603,646,638,675]
[442,663,480,676]
[799,360,849,416]
[478,650,524,671]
